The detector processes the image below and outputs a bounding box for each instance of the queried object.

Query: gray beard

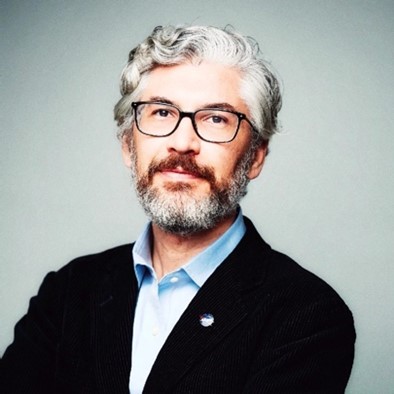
[129,142,254,236]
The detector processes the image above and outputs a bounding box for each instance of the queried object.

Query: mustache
[147,154,216,184]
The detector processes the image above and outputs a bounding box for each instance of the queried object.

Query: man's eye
[210,115,226,124]
[151,109,170,117]
[204,114,229,126]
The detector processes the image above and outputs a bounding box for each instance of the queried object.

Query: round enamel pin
[199,313,214,327]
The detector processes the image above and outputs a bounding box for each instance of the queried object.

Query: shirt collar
[133,222,154,286]
[132,208,246,288]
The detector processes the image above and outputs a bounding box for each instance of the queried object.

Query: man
[1,25,355,393]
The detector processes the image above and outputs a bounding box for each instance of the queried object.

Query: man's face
[122,62,266,235]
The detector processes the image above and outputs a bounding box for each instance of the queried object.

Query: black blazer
[1,218,355,393]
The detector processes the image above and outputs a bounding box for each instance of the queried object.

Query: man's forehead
[139,62,248,113]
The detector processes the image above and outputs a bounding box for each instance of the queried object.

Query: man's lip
[159,167,202,178]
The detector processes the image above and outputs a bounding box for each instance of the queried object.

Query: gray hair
[114,25,282,144]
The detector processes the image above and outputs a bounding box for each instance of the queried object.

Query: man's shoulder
[67,243,134,267]
[263,247,344,305]
[51,243,135,287]
[240,216,351,310]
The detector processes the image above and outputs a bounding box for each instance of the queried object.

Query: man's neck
[151,213,237,280]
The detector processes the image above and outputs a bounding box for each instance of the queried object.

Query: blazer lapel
[90,245,138,394]
[144,218,271,393]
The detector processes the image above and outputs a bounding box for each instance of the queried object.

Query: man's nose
[165,116,201,155]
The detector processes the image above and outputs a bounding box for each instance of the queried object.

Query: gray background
[1,0,393,392]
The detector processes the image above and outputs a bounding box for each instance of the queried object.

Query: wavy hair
[114,25,282,144]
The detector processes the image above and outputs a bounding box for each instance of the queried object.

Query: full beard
[128,143,254,236]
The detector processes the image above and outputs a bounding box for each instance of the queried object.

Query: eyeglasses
[131,101,256,143]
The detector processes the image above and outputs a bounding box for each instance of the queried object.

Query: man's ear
[121,135,133,168]
[247,141,268,180]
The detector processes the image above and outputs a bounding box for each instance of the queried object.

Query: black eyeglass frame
[131,101,257,143]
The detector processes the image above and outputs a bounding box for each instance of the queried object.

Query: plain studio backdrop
[1,0,393,392]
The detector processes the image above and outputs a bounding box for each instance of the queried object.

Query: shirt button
[152,327,159,336]
[170,276,179,283]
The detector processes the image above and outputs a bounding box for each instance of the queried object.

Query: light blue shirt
[129,210,246,394]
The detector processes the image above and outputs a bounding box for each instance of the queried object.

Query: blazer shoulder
[59,243,134,274]
[241,216,353,314]
[42,243,136,295]
[264,240,349,305]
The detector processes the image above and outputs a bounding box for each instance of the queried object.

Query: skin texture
[122,62,267,278]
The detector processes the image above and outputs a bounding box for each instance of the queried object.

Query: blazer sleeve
[1,270,64,394]
[242,290,356,393]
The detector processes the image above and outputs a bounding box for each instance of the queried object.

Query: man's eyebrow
[148,96,174,105]
[147,97,237,112]
[200,102,237,111]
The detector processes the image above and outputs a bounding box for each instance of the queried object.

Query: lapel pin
[199,313,214,327]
